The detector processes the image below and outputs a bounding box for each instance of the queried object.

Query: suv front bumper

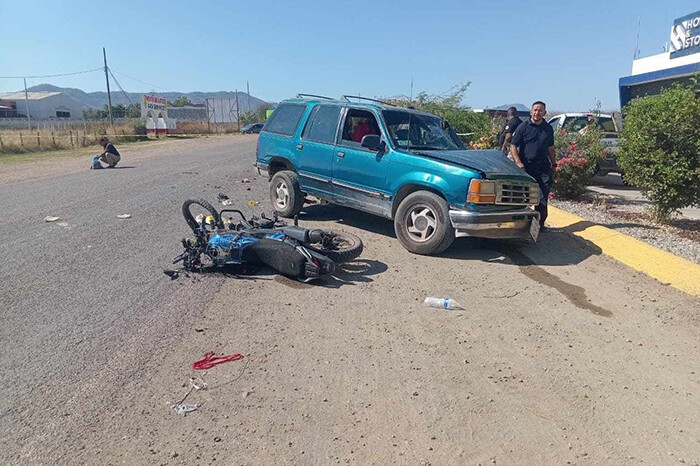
[449,207,540,240]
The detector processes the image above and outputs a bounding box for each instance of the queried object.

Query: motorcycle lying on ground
[173,199,363,282]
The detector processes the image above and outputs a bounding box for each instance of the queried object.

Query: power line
[108,69,132,105]
[110,69,168,91]
[0,67,102,79]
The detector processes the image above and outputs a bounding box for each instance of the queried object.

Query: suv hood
[414,149,534,181]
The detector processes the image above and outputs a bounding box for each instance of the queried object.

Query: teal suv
[255,95,540,255]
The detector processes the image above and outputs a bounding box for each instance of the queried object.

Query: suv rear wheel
[270,170,304,217]
[394,191,455,255]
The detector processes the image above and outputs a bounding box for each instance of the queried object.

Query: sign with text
[670,10,700,59]
[141,94,168,118]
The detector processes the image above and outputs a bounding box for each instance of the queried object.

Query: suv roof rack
[296,93,335,100]
[341,95,396,107]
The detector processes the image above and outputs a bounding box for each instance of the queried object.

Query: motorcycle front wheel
[307,231,363,263]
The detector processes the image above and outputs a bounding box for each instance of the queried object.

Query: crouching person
[92,137,121,169]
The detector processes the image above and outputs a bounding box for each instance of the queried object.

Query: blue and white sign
[670,10,700,59]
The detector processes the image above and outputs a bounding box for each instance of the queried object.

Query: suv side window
[339,108,381,149]
[548,117,560,129]
[263,103,307,136]
[302,105,341,144]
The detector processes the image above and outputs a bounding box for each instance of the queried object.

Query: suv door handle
[296,144,303,150]
[337,151,345,158]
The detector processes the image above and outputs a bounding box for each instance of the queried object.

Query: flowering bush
[552,125,605,200]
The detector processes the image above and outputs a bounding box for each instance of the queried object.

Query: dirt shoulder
[0,135,247,185]
[60,204,700,465]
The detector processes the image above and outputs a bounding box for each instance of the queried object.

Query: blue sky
[0,0,697,111]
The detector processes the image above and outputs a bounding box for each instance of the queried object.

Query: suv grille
[496,180,539,206]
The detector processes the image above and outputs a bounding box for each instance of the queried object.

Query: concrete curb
[547,206,700,297]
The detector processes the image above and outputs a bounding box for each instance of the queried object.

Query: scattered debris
[194,327,206,333]
[192,351,244,370]
[424,297,464,310]
[57,222,70,228]
[44,216,60,222]
[247,200,259,207]
[241,178,251,183]
[117,214,132,219]
[221,199,233,206]
[173,403,200,416]
[189,376,208,391]
[484,291,522,299]
[163,269,180,280]
[217,193,229,202]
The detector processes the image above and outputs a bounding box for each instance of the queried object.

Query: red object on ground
[192,351,244,370]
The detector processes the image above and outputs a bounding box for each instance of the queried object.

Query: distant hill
[25,84,269,112]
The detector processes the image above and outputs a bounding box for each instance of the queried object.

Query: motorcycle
[173,198,363,282]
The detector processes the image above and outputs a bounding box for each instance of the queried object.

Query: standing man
[499,107,522,155]
[510,101,556,227]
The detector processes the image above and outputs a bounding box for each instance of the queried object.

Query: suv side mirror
[361,134,384,152]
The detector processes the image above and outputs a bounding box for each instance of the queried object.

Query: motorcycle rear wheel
[307,231,363,263]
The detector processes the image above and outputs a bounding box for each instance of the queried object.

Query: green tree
[170,96,193,107]
[126,103,141,118]
[382,83,496,146]
[111,104,127,118]
[618,83,700,222]
[239,104,273,126]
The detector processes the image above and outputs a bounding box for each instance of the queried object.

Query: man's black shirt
[511,119,554,173]
[105,142,120,156]
[499,117,522,147]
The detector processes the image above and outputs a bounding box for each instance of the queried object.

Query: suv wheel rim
[405,204,438,243]
[274,180,290,209]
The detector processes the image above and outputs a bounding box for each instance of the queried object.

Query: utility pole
[103,47,113,125]
[235,89,240,131]
[246,81,251,112]
[23,78,31,130]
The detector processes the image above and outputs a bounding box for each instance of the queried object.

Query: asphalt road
[0,136,265,463]
[1,136,699,465]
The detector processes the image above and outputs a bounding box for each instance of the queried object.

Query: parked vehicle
[255,94,540,255]
[174,198,363,282]
[547,113,623,178]
[242,123,264,134]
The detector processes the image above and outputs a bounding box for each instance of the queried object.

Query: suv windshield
[382,110,464,151]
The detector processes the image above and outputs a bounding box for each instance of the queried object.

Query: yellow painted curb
[547,206,700,296]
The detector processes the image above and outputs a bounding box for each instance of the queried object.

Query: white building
[0,91,84,120]
[619,9,700,108]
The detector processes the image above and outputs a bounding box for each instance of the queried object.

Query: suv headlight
[467,179,496,204]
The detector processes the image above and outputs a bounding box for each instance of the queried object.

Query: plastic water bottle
[424,297,463,310]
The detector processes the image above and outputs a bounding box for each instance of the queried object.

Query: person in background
[500,107,522,155]
[509,101,556,228]
[352,117,376,143]
[92,137,121,169]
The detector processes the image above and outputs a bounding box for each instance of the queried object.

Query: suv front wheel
[270,170,304,217]
[394,191,455,255]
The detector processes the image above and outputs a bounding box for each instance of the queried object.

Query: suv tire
[394,191,455,255]
[270,170,304,218]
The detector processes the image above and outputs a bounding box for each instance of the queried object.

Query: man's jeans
[527,169,553,226]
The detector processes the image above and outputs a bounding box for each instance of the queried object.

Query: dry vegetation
[0,121,243,155]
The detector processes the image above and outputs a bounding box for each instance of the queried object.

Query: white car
[547,113,623,178]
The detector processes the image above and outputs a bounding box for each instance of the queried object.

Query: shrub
[618,84,700,222]
[552,123,606,200]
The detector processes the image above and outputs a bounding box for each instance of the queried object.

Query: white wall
[15,94,84,120]
[632,51,700,75]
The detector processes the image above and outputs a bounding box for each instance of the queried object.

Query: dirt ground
[2,137,700,465]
